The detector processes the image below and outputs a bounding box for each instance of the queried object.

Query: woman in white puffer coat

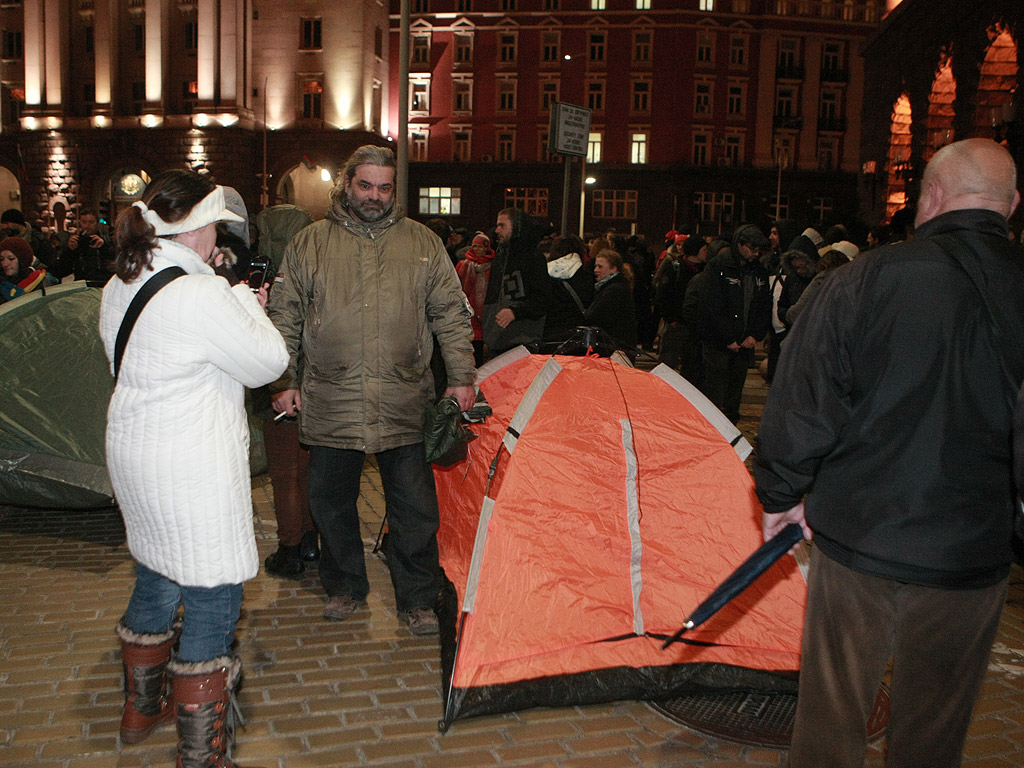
[99,170,286,768]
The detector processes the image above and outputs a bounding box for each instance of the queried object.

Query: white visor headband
[133,186,244,237]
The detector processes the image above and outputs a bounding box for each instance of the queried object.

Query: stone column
[23,0,43,107]
[197,0,217,104]
[43,0,64,109]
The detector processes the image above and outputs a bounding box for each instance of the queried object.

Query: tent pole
[440,611,469,732]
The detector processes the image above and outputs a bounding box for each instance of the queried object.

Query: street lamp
[774,139,789,221]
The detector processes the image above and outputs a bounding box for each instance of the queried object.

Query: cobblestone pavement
[3,367,1024,767]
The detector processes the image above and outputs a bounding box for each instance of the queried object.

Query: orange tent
[435,349,807,728]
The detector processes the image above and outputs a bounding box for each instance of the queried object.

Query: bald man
[755,139,1024,768]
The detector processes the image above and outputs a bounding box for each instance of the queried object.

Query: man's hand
[727,341,740,352]
[445,385,476,412]
[495,307,516,328]
[68,234,79,250]
[763,501,812,551]
[272,389,302,417]
[740,335,757,349]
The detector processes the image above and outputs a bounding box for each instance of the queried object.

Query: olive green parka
[267,202,474,453]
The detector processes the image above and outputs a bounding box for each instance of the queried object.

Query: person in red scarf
[455,232,494,365]
[0,236,53,303]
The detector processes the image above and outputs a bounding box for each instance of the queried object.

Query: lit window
[699,0,714,9]
[591,0,606,9]
[300,18,322,50]
[505,187,549,217]
[419,187,462,215]
[410,80,430,113]
[592,190,638,219]
[636,0,651,7]
[301,79,323,120]
[630,132,648,164]
[587,132,603,163]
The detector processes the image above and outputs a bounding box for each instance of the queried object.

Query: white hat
[133,186,244,237]
[801,227,824,247]
[819,240,860,261]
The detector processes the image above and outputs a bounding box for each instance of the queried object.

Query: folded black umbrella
[662,522,805,650]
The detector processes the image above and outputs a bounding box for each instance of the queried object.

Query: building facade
[0,0,894,242]
[859,0,1022,229]
[391,0,885,238]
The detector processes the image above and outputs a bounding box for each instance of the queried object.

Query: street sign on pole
[548,102,591,157]
[549,103,592,234]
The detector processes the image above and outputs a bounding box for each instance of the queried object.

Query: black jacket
[543,261,595,343]
[755,209,1024,589]
[699,244,771,349]
[585,273,637,348]
[483,210,550,323]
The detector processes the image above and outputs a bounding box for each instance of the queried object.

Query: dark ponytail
[114,170,217,282]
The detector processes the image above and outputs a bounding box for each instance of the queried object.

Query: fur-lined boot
[169,655,263,768]
[116,618,180,744]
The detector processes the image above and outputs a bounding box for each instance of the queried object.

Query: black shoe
[300,530,320,562]
[264,545,304,578]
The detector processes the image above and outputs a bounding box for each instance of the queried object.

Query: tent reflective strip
[475,345,533,384]
[464,357,563,614]
[462,496,495,614]
[620,418,644,636]
[501,357,562,455]
[649,363,752,461]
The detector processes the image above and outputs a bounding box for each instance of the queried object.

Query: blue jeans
[307,442,441,613]
[122,563,243,663]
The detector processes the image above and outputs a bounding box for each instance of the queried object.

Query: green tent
[0,283,115,508]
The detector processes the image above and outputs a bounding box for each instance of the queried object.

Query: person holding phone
[100,170,287,767]
[63,209,116,281]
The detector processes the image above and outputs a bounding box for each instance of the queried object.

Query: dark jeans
[790,548,1007,768]
[123,563,242,663]
[307,443,441,613]
[701,344,753,423]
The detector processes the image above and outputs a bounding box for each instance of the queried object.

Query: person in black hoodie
[699,224,771,423]
[482,207,551,354]
[756,139,1024,768]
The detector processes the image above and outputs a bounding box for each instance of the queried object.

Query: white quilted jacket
[99,240,289,587]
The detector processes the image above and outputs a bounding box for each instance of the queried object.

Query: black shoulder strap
[934,233,1024,389]
[114,266,187,382]
[561,280,587,315]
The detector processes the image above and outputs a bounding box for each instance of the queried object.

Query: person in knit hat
[0,235,53,302]
[455,231,495,365]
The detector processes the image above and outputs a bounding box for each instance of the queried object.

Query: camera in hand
[247,258,271,291]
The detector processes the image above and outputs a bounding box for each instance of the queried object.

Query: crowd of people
[3,138,1020,768]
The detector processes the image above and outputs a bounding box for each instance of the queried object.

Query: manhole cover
[649,686,890,748]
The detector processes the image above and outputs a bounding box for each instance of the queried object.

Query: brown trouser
[790,547,1007,768]
[263,417,314,547]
